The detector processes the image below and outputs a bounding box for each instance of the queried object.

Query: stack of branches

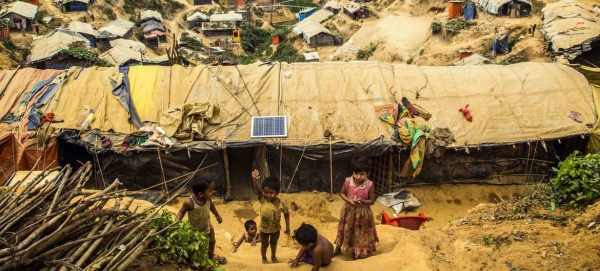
[0,162,182,271]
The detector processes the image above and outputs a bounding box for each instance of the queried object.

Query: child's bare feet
[262,257,268,264]
[271,256,279,263]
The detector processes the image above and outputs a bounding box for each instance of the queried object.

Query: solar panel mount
[251,116,288,138]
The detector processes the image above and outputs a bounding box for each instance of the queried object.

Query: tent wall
[0,135,57,186]
[464,1,477,20]
[96,149,227,193]
[64,1,88,12]
[449,2,462,19]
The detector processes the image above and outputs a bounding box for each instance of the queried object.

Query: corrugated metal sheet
[98,19,134,38]
[0,1,38,19]
[28,28,90,63]
[305,9,333,23]
[292,10,333,36]
[187,11,209,21]
[140,10,163,22]
[344,3,362,13]
[210,12,243,22]
[142,20,165,33]
[294,20,331,39]
[541,0,600,56]
[324,1,341,9]
[67,21,96,37]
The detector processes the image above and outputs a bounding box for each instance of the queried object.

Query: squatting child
[251,169,290,264]
[233,220,260,252]
[288,223,334,271]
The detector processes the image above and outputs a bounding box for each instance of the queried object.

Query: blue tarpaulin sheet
[464,1,477,20]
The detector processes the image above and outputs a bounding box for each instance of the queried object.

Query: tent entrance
[371,152,394,195]
[226,147,257,200]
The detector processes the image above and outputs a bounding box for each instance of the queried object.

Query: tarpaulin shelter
[542,0,600,66]
[493,33,511,55]
[464,0,478,20]
[0,63,597,197]
[0,1,38,30]
[449,1,463,19]
[477,0,532,17]
[59,0,90,12]
[27,28,92,69]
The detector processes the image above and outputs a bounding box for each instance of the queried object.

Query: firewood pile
[0,162,178,271]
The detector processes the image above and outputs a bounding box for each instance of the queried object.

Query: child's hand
[251,240,257,246]
[216,216,223,224]
[251,170,260,181]
[284,228,290,235]
[288,258,299,267]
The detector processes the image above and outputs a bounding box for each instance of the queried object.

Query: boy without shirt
[288,223,333,271]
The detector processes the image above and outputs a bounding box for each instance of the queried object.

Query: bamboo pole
[222,149,231,199]
[328,136,333,201]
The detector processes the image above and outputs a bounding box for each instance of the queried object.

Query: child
[251,169,290,264]
[333,156,379,259]
[233,220,259,253]
[288,223,334,271]
[177,174,226,264]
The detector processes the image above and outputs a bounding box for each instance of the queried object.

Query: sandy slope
[126,184,600,271]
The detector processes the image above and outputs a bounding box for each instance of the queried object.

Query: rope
[235,65,261,116]
[93,146,107,189]
[527,140,539,181]
[156,148,170,200]
[285,137,308,193]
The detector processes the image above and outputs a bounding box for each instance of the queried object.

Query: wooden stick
[156,148,170,200]
[222,149,231,198]
[328,136,333,200]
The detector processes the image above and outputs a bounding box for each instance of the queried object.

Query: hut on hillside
[324,1,341,14]
[57,0,90,12]
[67,21,96,47]
[542,0,600,66]
[137,10,162,26]
[344,3,369,20]
[477,0,532,17]
[0,1,38,31]
[187,11,209,28]
[27,28,92,69]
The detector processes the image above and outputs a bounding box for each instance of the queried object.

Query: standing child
[233,220,260,252]
[334,156,379,259]
[288,223,334,270]
[177,174,227,264]
[251,170,290,264]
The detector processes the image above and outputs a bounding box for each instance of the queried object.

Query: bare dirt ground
[126,184,600,271]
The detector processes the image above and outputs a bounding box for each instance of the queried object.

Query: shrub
[431,21,442,35]
[147,210,218,268]
[269,43,303,63]
[549,151,600,208]
[356,43,377,60]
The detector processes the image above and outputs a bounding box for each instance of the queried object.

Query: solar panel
[251,116,288,138]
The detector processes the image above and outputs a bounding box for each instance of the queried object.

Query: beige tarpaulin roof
[542,0,600,56]
[0,62,596,148]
